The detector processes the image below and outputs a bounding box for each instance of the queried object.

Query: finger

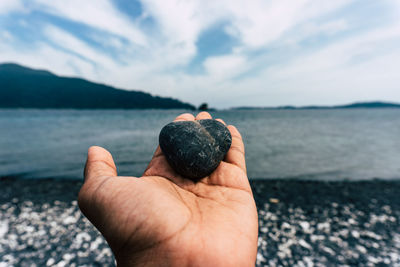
[195,111,212,120]
[84,146,117,183]
[150,146,163,159]
[174,113,195,122]
[215,118,226,125]
[224,125,246,173]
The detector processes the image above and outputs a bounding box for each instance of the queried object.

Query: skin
[78,112,259,267]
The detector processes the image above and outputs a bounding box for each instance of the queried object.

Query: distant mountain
[337,102,400,109]
[234,101,400,110]
[0,63,195,109]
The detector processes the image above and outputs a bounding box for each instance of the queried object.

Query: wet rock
[159,119,232,180]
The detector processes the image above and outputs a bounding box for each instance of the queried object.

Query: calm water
[1,109,400,180]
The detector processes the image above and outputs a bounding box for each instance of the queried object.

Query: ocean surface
[0,108,399,180]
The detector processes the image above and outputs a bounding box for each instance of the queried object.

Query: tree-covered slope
[0,63,195,109]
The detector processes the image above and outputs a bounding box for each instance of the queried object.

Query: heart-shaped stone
[159,119,232,180]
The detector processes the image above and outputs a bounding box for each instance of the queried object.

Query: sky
[0,0,400,108]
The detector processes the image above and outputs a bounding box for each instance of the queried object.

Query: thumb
[79,146,117,235]
[84,146,117,184]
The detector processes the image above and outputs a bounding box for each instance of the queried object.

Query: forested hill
[0,63,195,109]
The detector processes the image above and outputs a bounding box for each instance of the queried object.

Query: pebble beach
[1,178,399,266]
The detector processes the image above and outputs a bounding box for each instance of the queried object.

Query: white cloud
[44,26,116,70]
[0,41,94,78]
[140,0,352,51]
[204,55,247,79]
[209,22,400,107]
[33,0,147,46]
[141,0,205,43]
[268,23,400,80]
[319,20,348,35]
[218,0,352,48]
[0,30,13,42]
[139,0,225,66]
[296,19,349,41]
[0,0,24,14]
[1,0,399,108]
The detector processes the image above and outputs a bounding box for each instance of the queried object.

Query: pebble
[159,119,232,180]
[356,245,367,254]
[298,239,312,250]
[46,258,55,266]
[0,220,8,238]
[2,178,400,267]
[252,180,400,267]
[351,230,360,238]
[299,221,310,231]
[269,198,279,203]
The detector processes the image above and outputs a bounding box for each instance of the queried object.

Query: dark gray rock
[159,119,232,180]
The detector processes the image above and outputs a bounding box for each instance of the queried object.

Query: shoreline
[1,178,400,266]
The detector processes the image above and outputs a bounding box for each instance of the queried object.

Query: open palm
[78,112,258,267]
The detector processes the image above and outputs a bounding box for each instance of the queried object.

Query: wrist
[115,248,255,267]
[115,249,187,267]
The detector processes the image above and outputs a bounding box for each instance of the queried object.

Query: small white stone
[303,256,314,267]
[356,245,367,254]
[367,256,380,264]
[322,246,335,256]
[328,236,342,243]
[56,260,66,267]
[90,236,103,251]
[25,225,35,233]
[339,229,349,238]
[390,252,399,262]
[63,253,74,262]
[317,222,330,231]
[299,221,310,231]
[63,216,77,224]
[298,239,312,250]
[363,231,382,240]
[256,253,266,263]
[46,258,55,266]
[75,232,91,245]
[0,220,8,239]
[351,230,360,238]
[348,218,356,225]
[310,235,325,242]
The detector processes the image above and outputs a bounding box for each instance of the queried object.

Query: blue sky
[1,0,400,108]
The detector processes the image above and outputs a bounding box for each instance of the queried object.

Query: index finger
[174,113,195,122]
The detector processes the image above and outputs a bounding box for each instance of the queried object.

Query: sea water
[0,109,399,180]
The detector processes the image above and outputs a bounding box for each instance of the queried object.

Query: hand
[78,112,258,267]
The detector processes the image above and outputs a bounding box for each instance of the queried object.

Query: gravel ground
[252,180,400,266]
[1,178,399,266]
[0,179,113,267]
